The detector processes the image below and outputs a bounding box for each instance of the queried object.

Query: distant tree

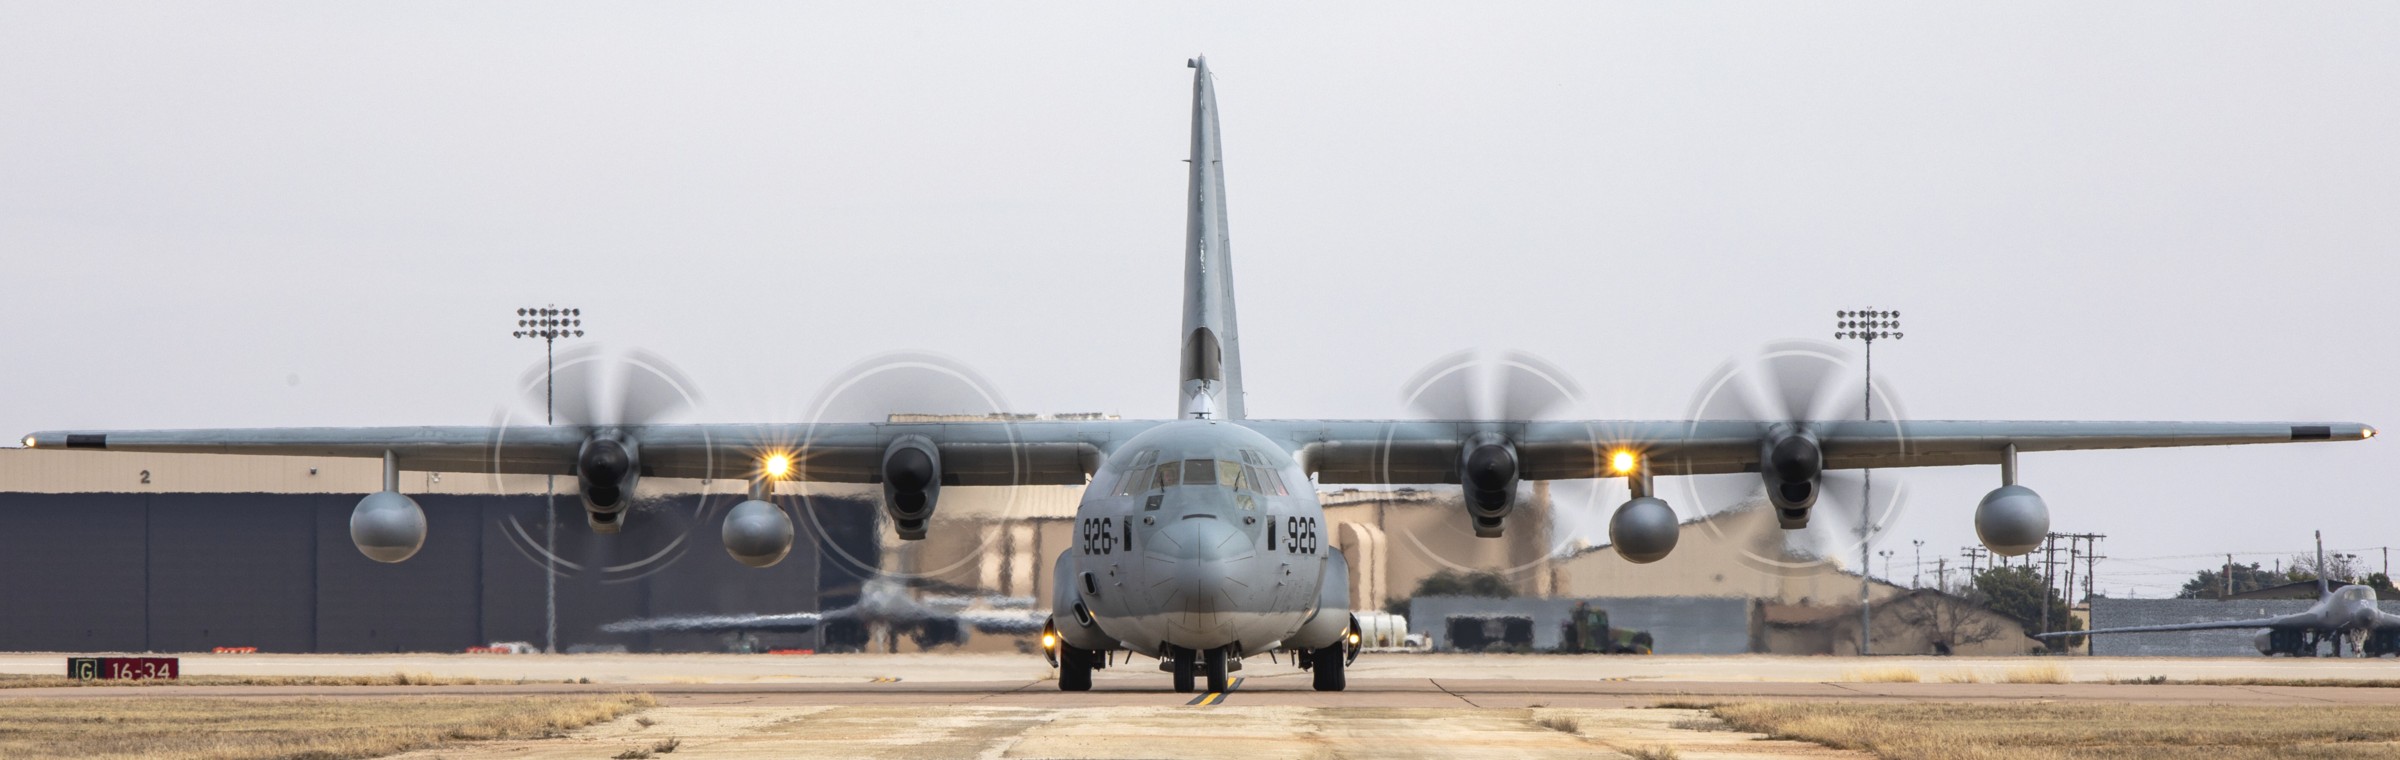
[1387,569,1515,622]
[2364,573,2400,595]
[1972,566,2083,652]
[2177,562,2284,599]
[2285,552,2370,586]
[1411,569,1516,599]
[1887,591,2008,655]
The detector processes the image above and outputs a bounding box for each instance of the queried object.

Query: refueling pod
[1609,497,1680,564]
[350,491,426,563]
[1974,484,2049,556]
[721,499,795,568]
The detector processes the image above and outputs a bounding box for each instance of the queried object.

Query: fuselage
[1064,420,1330,658]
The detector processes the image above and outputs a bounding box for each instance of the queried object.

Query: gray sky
[5,3,2395,596]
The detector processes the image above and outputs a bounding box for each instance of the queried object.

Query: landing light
[1041,632,1058,650]
[20,436,32,449]
[1610,450,1637,475]
[763,453,792,479]
[1347,631,1360,646]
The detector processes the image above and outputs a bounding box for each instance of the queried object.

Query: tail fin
[2318,530,2332,597]
[1178,56,1245,420]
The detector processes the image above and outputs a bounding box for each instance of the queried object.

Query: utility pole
[2039,533,2060,648]
[1836,308,1901,656]
[514,305,583,654]
[1936,557,1949,593]
[1961,546,1988,577]
[1879,549,1896,583]
[2224,554,2234,598]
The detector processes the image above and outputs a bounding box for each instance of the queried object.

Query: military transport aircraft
[24,57,2376,693]
[2043,532,2400,657]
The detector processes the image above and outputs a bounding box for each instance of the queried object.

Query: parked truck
[1557,602,1653,654]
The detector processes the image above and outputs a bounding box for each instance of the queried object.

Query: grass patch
[1938,670,1985,684]
[1533,715,1580,733]
[1843,667,1921,683]
[0,693,652,759]
[2000,663,2068,684]
[2159,677,2400,689]
[1708,701,2400,759]
[1622,747,1681,760]
[0,671,515,689]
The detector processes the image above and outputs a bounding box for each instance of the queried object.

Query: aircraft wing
[1248,420,2377,482]
[24,419,2371,484]
[2034,612,2312,639]
[2370,610,2400,632]
[598,611,826,634]
[952,609,1048,636]
[24,420,1164,484]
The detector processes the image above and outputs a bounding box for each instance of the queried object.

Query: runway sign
[67,657,179,680]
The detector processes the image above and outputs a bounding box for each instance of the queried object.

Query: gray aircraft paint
[1180,57,1244,422]
[20,58,2380,685]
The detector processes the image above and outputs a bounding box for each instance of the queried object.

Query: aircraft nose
[1147,515,1256,644]
[1154,514,1251,563]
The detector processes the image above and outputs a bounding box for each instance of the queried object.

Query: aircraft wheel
[1204,646,1231,693]
[1311,643,1346,692]
[1170,646,1197,693]
[1058,644,1094,692]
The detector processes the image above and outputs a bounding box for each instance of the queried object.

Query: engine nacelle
[883,436,941,540]
[721,498,795,568]
[1974,484,2049,556]
[1762,431,1823,529]
[1460,433,1517,538]
[2255,629,2279,656]
[350,491,426,563]
[576,434,641,533]
[1610,497,1680,564]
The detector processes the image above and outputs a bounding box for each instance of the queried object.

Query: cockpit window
[1108,452,1290,498]
[1182,459,1218,486]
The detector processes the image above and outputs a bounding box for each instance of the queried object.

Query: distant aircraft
[26,57,2376,692]
[2045,532,2400,657]
[599,576,1043,652]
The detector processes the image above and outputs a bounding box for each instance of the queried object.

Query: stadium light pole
[1836,308,1901,655]
[514,305,583,654]
[1912,539,1925,588]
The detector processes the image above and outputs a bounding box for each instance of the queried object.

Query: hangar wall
[0,450,880,653]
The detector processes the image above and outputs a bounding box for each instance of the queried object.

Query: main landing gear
[1170,645,1198,693]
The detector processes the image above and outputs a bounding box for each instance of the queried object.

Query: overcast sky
[4,3,2394,596]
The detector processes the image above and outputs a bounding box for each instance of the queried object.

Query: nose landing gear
[1169,646,1198,693]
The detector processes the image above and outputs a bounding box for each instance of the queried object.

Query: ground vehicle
[1559,602,1653,654]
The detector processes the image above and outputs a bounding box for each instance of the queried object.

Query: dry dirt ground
[10,653,2400,758]
[385,704,1860,760]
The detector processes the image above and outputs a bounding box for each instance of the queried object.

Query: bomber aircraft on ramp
[2044,532,2400,657]
[24,57,2377,693]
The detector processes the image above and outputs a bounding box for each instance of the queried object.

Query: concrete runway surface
[10,653,2400,758]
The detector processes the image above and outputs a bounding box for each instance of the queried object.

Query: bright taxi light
[1610,450,1637,475]
[20,436,32,449]
[763,453,792,479]
[1347,632,1361,645]
[1040,633,1058,650]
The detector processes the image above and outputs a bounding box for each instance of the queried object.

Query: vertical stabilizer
[1179,56,1245,420]
[2318,530,2332,597]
